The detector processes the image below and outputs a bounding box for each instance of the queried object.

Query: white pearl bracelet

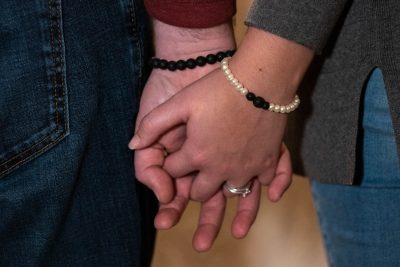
[221,57,300,114]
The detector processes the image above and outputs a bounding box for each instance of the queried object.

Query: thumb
[129,95,188,150]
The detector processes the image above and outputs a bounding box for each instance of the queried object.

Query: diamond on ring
[223,181,252,197]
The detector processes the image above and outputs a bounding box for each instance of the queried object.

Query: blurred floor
[151,176,328,267]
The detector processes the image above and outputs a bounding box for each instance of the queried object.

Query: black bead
[253,96,265,108]
[206,54,217,64]
[149,50,235,71]
[167,61,177,71]
[246,92,256,101]
[151,58,160,68]
[176,60,187,70]
[216,52,226,61]
[227,50,235,57]
[186,58,196,69]
[262,101,270,110]
[159,59,168,70]
[195,56,207,66]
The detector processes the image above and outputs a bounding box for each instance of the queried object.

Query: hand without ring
[223,181,253,197]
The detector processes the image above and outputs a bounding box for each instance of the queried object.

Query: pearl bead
[239,88,248,95]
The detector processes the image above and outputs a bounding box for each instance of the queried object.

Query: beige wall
[151,2,328,267]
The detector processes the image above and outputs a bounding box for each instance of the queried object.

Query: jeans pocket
[0,0,69,177]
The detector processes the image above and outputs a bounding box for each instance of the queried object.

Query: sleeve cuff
[144,0,236,28]
[245,0,349,54]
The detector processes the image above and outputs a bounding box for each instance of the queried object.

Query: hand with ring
[224,181,253,198]
[134,134,292,252]
[131,67,293,201]
[131,24,295,251]
[142,144,291,251]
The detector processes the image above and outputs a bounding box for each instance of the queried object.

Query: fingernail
[272,192,281,202]
[154,191,160,202]
[268,189,281,202]
[128,135,140,150]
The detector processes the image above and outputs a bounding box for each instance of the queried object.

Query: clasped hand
[130,66,293,252]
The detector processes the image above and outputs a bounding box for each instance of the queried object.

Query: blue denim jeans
[312,69,400,266]
[0,1,156,266]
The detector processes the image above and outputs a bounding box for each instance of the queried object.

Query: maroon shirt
[144,0,236,28]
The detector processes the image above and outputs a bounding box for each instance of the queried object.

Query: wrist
[152,19,236,59]
[229,27,314,103]
[221,57,300,114]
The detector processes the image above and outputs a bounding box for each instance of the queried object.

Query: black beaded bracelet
[149,49,235,71]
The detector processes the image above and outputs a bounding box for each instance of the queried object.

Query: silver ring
[163,148,170,157]
[223,181,252,197]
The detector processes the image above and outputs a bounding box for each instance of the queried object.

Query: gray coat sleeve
[245,0,349,53]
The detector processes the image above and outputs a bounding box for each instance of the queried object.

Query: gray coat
[246,0,400,184]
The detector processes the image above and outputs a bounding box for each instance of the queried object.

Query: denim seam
[128,0,143,84]
[127,0,145,101]
[0,135,51,176]
[0,135,66,177]
[49,0,66,131]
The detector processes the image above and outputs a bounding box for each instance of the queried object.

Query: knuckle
[190,190,205,202]
[134,169,146,183]
[218,161,235,177]
[134,166,151,185]
[258,170,275,185]
[264,157,277,168]
[189,149,209,168]
[140,115,156,134]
